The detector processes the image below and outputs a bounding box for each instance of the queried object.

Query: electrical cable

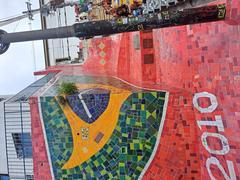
[64,6,71,59]
[57,9,65,58]
[28,0,37,80]
[0,14,23,21]
[12,20,21,32]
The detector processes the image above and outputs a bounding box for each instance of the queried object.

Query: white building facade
[0,96,10,178]
[1,73,57,180]
[40,0,80,67]
[4,100,33,180]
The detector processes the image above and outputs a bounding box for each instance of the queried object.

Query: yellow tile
[57,84,131,169]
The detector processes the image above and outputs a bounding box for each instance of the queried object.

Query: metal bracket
[0,30,10,55]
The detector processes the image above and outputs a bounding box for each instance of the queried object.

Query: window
[12,133,32,158]
[0,174,9,180]
[0,98,5,102]
[26,175,34,180]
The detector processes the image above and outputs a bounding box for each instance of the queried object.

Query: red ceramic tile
[32,1,240,179]
[30,97,52,180]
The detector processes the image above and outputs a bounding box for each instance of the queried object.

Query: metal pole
[3,102,9,175]
[73,4,226,37]
[1,26,75,44]
[20,102,27,179]
[168,0,218,11]
[0,4,226,54]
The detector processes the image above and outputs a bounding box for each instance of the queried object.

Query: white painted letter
[206,157,236,180]
[197,115,224,132]
[201,132,230,155]
[193,92,218,113]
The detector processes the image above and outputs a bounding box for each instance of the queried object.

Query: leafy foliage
[57,95,67,105]
[58,82,78,95]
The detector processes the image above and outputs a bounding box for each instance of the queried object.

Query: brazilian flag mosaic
[40,91,166,179]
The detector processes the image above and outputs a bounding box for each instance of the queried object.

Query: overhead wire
[12,19,21,32]
[27,0,37,80]
[29,20,37,80]
[0,14,29,27]
[0,14,24,21]
[64,5,71,59]
[57,8,65,59]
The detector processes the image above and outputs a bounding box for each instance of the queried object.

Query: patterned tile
[40,91,166,179]
[98,42,105,49]
[66,88,110,124]
[31,1,240,179]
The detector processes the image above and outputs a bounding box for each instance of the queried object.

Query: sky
[0,0,45,95]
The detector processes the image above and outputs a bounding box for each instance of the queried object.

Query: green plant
[58,82,78,95]
[57,95,67,105]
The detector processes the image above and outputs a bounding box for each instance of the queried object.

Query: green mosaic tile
[41,91,166,179]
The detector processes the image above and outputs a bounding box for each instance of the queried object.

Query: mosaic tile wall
[40,90,166,179]
[31,1,240,178]
[66,88,110,123]
[30,98,52,180]
[40,97,73,177]
[42,75,140,97]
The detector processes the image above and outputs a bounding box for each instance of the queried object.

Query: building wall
[3,73,59,179]
[4,102,33,179]
[0,96,10,175]
[42,0,80,66]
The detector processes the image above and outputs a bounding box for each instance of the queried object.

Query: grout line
[38,97,55,180]
[138,91,170,179]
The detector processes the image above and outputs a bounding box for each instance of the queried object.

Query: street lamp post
[0,4,226,55]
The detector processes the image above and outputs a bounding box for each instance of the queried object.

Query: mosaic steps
[40,90,166,179]
[31,1,240,178]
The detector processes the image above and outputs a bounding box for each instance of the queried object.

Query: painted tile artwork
[30,1,240,178]
[66,88,110,124]
[39,76,168,179]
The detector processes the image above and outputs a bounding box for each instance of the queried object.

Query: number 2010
[193,92,237,180]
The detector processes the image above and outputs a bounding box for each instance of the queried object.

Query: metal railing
[4,101,33,180]
[3,73,58,180]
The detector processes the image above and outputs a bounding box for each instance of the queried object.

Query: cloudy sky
[0,0,45,95]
